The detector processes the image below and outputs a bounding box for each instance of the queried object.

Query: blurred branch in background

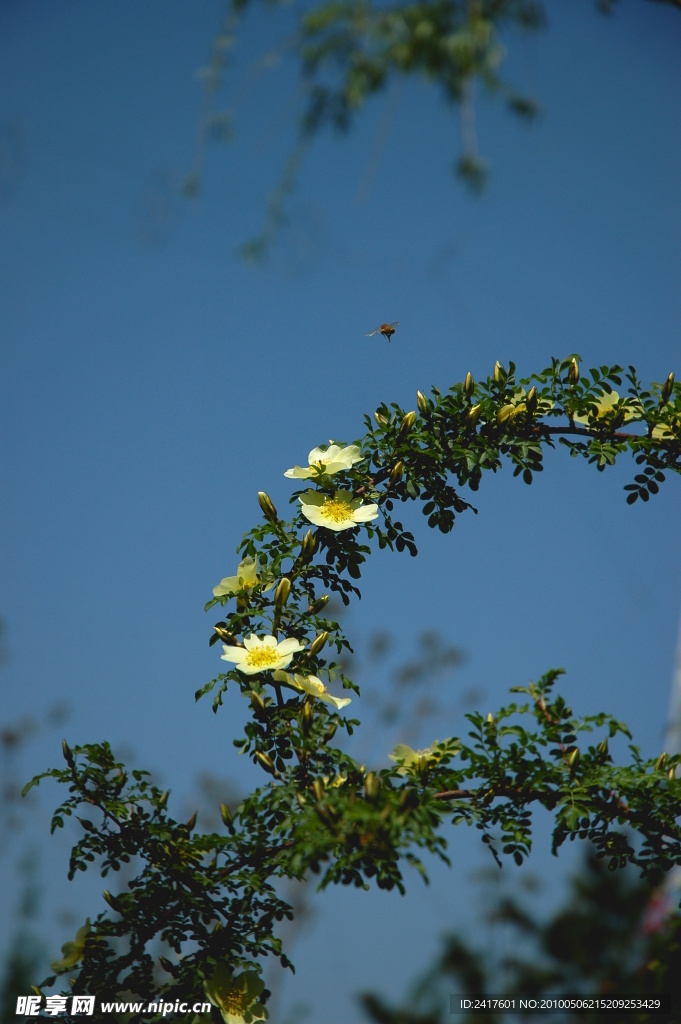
[360,848,681,1023]
[182,0,680,259]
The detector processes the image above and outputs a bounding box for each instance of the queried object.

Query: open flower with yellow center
[204,964,267,1024]
[213,556,274,599]
[574,390,641,426]
[51,919,91,973]
[221,634,304,675]
[389,742,444,775]
[285,442,363,479]
[299,489,378,532]
[273,670,352,710]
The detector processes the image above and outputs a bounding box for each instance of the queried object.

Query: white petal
[352,503,379,522]
[243,634,275,651]
[299,490,326,507]
[221,645,246,664]
[213,574,240,597]
[277,638,305,656]
[324,694,352,710]
[300,505,329,527]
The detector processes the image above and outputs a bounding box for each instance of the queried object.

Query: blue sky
[1,1,680,1020]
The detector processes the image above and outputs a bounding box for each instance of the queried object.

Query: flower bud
[526,386,538,414]
[655,752,667,772]
[255,751,276,774]
[493,361,507,386]
[159,957,177,976]
[568,748,580,772]
[250,690,266,714]
[308,594,330,615]
[323,722,337,743]
[668,765,677,782]
[465,404,482,428]
[496,404,516,427]
[300,529,317,564]
[463,372,474,397]
[309,631,329,657]
[389,461,404,487]
[296,791,307,808]
[158,790,169,809]
[220,802,234,829]
[312,779,326,802]
[213,622,235,644]
[62,739,75,768]
[185,810,198,832]
[364,771,381,800]
[661,372,675,406]
[374,410,388,426]
[486,712,495,726]
[568,358,580,386]
[257,491,278,521]
[103,890,124,913]
[597,739,609,759]
[416,390,429,414]
[274,577,291,608]
[301,700,314,735]
[398,410,417,438]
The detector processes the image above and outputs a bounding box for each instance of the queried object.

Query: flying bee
[366,321,399,343]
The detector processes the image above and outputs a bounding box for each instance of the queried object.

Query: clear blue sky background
[1,1,680,1020]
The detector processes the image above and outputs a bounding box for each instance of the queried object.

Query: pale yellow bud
[526,387,538,414]
[255,751,276,774]
[389,461,404,486]
[274,577,291,608]
[661,372,675,405]
[257,491,278,521]
[309,631,329,657]
[300,529,317,563]
[465,404,482,428]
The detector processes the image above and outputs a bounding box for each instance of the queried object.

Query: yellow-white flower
[204,964,267,1024]
[51,919,91,974]
[221,634,304,675]
[389,742,443,775]
[213,556,274,598]
[285,442,363,479]
[273,670,352,710]
[574,390,640,426]
[299,489,378,532]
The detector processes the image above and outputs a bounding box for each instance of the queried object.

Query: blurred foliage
[184,0,681,255]
[0,855,46,1024]
[360,848,681,1023]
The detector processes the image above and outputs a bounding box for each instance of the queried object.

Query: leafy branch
[26,356,681,1023]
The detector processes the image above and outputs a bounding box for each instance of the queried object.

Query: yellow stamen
[245,647,279,669]
[224,991,245,1013]
[322,497,352,524]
